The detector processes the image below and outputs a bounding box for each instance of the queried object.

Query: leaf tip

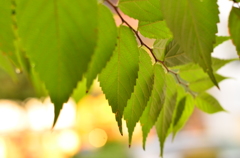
[52,103,63,129]
[207,70,220,89]
[119,127,123,136]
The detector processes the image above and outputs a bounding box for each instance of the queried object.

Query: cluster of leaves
[0,0,239,156]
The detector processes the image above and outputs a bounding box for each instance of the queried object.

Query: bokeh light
[88,128,108,148]
[57,129,81,155]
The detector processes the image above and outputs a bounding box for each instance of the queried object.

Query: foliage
[0,0,239,157]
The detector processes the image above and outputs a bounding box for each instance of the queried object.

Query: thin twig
[105,0,158,62]
[105,0,195,96]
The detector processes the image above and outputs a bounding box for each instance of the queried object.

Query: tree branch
[105,0,196,97]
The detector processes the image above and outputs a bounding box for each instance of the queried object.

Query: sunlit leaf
[86,4,117,89]
[140,65,166,149]
[99,25,139,134]
[124,48,154,146]
[16,0,98,126]
[160,0,219,87]
[229,7,240,57]
[155,73,177,157]
[138,20,172,39]
[195,92,225,114]
[118,0,163,21]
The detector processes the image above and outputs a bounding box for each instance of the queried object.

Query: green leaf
[214,36,230,48]
[195,92,225,114]
[229,7,240,57]
[177,58,233,92]
[86,4,117,89]
[0,0,20,68]
[124,48,154,146]
[211,57,234,71]
[164,40,192,67]
[140,65,166,149]
[16,0,98,126]
[153,39,172,61]
[189,74,226,92]
[138,21,172,39]
[155,73,177,157]
[118,0,163,21]
[172,93,194,138]
[30,67,48,97]
[178,58,233,79]
[160,0,219,87]
[72,78,87,103]
[0,51,16,79]
[99,25,139,134]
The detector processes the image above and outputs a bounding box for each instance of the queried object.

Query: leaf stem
[105,0,195,96]
[105,0,158,62]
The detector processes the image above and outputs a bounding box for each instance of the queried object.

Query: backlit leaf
[140,65,166,149]
[99,25,139,134]
[138,20,172,39]
[160,0,219,87]
[118,0,163,21]
[196,92,225,114]
[86,4,117,89]
[124,48,154,146]
[16,0,98,126]
[229,7,240,57]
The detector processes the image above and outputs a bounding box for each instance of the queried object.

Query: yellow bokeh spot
[89,128,107,148]
[0,138,6,158]
[57,129,81,155]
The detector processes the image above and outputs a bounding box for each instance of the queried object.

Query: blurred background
[0,0,240,158]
